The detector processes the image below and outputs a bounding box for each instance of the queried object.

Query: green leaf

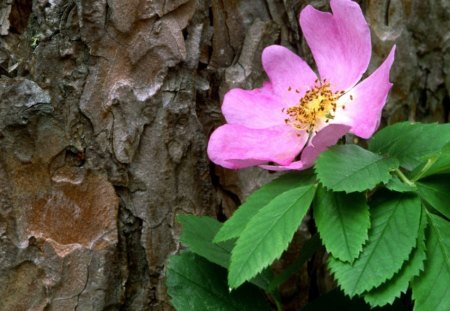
[412,213,450,311]
[177,214,272,290]
[315,144,399,192]
[267,234,321,292]
[385,175,417,193]
[417,174,450,219]
[363,208,427,307]
[369,122,450,170]
[166,252,270,311]
[328,194,422,296]
[228,184,316,289]
[411,143,450,180]
[214,171,315,243]
[178,215,234,268]
[314,187,370,262]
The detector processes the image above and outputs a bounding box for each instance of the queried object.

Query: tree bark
[0,0,448,310]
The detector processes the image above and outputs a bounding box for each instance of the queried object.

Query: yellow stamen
[284,80,343,133]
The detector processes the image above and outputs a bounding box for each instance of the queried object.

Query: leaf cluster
[165,122,450,310]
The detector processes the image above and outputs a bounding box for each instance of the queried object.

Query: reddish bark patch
[26,171,118,248]
[9,0,32,34]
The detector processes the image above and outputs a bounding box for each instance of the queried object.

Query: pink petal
[262,45,317,106]
[299,0,371,91]
[207,124,308,169]
[301,124,350,166]
[222,86,286,129]
[260,124,350,171]
[333,46,396,139]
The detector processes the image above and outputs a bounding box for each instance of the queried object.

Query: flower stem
[412,157,437,182]
[394,168,415,188]
[274,298,283,311]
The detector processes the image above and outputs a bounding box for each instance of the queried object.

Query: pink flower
[207,0,396,170]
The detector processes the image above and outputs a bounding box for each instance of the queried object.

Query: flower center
[284,79,344,133]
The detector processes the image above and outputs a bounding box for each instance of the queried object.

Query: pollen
[284,79,343,133]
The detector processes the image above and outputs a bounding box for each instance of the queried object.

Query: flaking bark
[0,0,448,309]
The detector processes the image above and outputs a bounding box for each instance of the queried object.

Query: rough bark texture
[0,0,448,310]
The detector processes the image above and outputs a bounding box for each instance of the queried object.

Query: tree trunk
[0,0,448,310]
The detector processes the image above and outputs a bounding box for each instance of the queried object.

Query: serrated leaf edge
[315,150,398,193]
[412,212,450,309]
[327,196,421,296]
[228,185,315,289]
[214,172,315,243]
[315,191,371,263]
[362,209,428,307]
